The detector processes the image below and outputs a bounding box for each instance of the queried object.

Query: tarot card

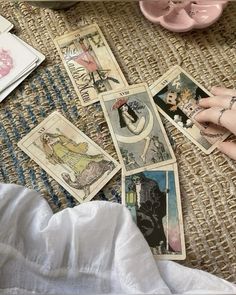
[18,111,121,203]
[122,164,186,260]
[100,83,176,175]
[54,24,128,106]
[0,34,45,102]
[0,15,13,33]
[150,65,230,154]
[0,33,38,93]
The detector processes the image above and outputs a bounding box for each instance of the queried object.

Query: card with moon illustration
[100,83,176,175]
[18,111,121,203]
[150,65,230,154]
[54,24,128,106]
[122,164,186,260]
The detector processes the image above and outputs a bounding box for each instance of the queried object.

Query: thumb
[218,141,236,160]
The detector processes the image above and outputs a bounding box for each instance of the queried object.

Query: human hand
[195,86,236,160]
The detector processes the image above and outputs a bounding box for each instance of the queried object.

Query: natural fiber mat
[0,0,236,283]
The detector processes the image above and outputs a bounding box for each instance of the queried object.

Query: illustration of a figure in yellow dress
[40,133,114,197]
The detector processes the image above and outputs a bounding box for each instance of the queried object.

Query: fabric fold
[0,183,235,294]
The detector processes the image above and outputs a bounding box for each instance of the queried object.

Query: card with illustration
[0,15,13,33]
[100,83,176,175]
[150,65,230,154]
[122,164,186,260]
[18,112,121,203]
[54,24,128,106]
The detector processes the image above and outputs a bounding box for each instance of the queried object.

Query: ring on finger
[228,96,236,110]
[217,108,227,126]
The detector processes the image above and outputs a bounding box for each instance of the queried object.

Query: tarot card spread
[18,112,120,203]
[150,66,230,154]
[123,164,185,260]
[54,24,127,106]
[100,84,176,175]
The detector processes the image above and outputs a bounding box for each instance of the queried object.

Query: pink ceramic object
[139,0,228,32]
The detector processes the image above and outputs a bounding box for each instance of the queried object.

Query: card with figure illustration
[150,65,230,154]
[122,164,186,260]
[100,83,176,175]
[18,111,121,203]
[54,24,128,106]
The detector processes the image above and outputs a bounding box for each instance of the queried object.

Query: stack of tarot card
[0,16,45,102]
[18,24,229,260]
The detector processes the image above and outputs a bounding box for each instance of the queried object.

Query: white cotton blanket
[0,183,235,294]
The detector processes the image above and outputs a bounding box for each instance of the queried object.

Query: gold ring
[217,108,227,126]
[228,96,236,110]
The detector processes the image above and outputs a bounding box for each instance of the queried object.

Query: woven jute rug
[0,1,235,283]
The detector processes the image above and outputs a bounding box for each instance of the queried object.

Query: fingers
[218,142,236,161]
[198,95,235,110]
[211,86,236,97]
[197,86,236,161]
[195,107,236,134]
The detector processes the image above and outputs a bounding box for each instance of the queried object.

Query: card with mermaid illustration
[150,66,230,154]
[100,83,176,175]
[54,24,128,106]
[122,164,186,260]
[18,112,121,203]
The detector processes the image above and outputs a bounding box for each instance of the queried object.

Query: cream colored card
[150,65,230,154]
[54,24,128,106]
[18,111,121,203]
[0,15,13,33]
[122,163,186,260]
[100,83,176,176]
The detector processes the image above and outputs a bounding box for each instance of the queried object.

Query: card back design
[0,33,38,93]
[0,34,45,102]
[100,84,176,175]
[150,66,230,154]
[18,112,120,203]
[54,24,127,106]
[123,164,186,260]
[0,49,13,79]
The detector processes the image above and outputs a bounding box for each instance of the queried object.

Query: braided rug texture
[0,1,236,283]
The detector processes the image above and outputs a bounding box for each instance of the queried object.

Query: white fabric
[0,183,235,294]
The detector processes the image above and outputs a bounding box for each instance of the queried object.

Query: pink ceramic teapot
[139,0,228,32]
